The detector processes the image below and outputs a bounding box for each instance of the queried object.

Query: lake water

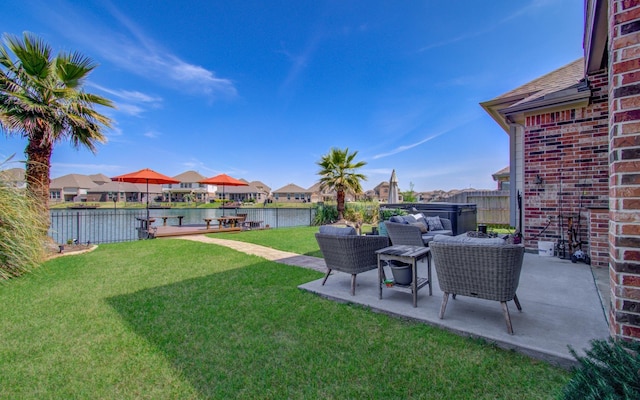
[49,207,317,245]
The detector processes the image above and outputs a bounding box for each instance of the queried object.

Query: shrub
[0,172,48,279]
[561,338,640,399]
[313,204,338,225]
[379,208,407,221]
[344,203,378,224]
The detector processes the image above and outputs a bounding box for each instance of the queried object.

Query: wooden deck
[154,224,242,238]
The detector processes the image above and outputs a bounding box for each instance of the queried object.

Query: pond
[49,207,317,244]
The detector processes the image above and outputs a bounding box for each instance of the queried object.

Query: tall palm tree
[316,147,367,221]
[0,32,113,212]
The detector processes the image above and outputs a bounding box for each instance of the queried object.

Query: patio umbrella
[199,173,248,204]
[112,168,180,221]
[388,169,399,203]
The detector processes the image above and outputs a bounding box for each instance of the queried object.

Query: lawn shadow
[106,261,321,398]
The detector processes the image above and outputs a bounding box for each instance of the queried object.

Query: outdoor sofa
[315,225,389,295]
[428,234,525,334]
[384,214,453,246]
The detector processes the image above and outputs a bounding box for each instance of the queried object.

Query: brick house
[482,0,640,342]
[272,183,312,203]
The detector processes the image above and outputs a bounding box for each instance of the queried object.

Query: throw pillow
[415,215,429,231]
[409,222,428,233]
[403,214,418,224]
[425,216,444,231]
[389,216,407,224]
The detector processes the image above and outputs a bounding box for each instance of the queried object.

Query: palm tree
[316,147,367,221]
[0,32,113,212]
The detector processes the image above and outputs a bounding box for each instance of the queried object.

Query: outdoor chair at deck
[429,234,525,334]
[315,226,389,295]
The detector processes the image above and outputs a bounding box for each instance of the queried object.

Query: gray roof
[50,174,99,190]
[250,180,271,192]
[89,173,112,184]
[173,170,207,183]
[492,59,584,106]
[0,167,25,182]
[273,183,311,194]
[481,58,587,132]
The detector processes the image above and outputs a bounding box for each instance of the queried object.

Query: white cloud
[143,131,160,139]
[115,104,145,116]
[90,84,163,104]
[47,1,237,99]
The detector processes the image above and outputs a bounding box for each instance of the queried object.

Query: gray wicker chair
[315,233,389,295]
[384,218,452,246]
[429,241,525,334]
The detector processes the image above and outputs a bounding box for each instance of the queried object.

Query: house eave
[480,95,531,134]
[501,87,592,117]
[584,0,608,74]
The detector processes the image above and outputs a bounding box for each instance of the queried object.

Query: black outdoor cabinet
[387,203,478,236]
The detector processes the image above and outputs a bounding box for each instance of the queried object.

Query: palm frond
[5,32,52,79]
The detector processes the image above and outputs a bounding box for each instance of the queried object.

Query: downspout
[507,119,524,232]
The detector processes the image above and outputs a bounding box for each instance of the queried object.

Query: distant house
[224,180,270,203]
[51,173,161,203]
[0,168,26,189]
[50,174,99,202]
[85,181,159,203]
[307,182,333,203]
[164,171,214,203]
[307,182,362,203]
[491,166,509,191]
[272,183,312,203]
[370,181,403,203]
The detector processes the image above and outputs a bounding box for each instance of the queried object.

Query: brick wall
[589,207,610,267]
[609,0,640,341]
[522,70,609,262]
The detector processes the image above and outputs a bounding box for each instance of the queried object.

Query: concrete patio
[174,235,610,369]
[299,253,610,369]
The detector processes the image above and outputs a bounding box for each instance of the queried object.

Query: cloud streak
[89,83,163,116]
[419,0,552,52]
[372,131,447,160]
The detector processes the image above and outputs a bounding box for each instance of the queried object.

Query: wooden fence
[447,190,510,226]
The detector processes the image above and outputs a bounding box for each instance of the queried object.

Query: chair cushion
[429,229,453,236]
[409,222,428,233]
[389,216,408,224]
[318,226,357,236]
[425,216,444,231]
[433,234,506,245]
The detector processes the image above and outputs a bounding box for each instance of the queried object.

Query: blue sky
[1,0,584,192]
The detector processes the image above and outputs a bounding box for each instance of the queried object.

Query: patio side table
[376,245,432,307]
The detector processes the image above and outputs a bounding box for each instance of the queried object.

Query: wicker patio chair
[384,221,428,246]
[315,232,389,295]
[429,240,525,334]
[384,218,452,246]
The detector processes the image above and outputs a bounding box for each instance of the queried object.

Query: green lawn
[215,226,323,257]
[0,235,569,399]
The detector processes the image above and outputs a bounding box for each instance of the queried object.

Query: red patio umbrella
[112,168,180,220]
[199,173,248,204]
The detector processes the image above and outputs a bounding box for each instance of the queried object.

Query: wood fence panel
[447,190,510,226]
